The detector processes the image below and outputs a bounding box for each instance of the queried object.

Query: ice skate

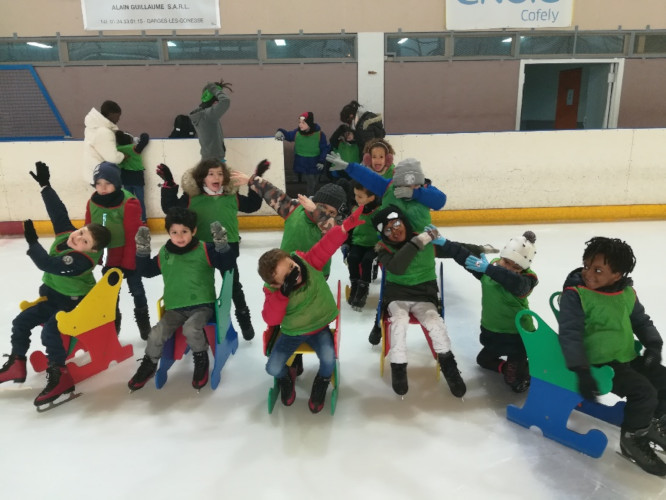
[128,355,158,392]
[34,364,78,411]
[619,427,666,476]
[647,415,666,454]
[0,354,27,384]
[438,352,467,398]
[351,281,369,312]
[235,306,255,341]
[308,374,331,414]
[278,367,296,406]
[192,350,209,391]
[368,324,382,346]
[391,362,408,397]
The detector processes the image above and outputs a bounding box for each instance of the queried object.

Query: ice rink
[1,220,665,499]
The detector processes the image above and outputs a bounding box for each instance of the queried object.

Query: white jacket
[82,107,124,182]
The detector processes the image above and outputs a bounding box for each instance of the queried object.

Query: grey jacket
[189,84,231,162]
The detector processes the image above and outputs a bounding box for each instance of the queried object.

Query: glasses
[383,219,403,236]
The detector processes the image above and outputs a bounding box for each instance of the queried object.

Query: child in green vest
[128,207,234,392]
[258,206,364,413]
[362,137,396,179]
[558,237,666,476]
[157,158,264,341]
[275,111,328,196]
[115,130,149,222]
[327,124,359,181]
[448,231,538,393]
[0,161,111,408]
[85,162,150,340]
[346,181,381,310]
[371,205,466,399]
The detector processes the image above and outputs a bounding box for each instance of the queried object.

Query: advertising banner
[446,0,574,30]
[81,0,221,31]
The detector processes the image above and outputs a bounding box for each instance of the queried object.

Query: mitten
[465,254,489,273]
[573,367,600,402]
[342,205,365,232]
[210,221,229,252]
[325,152,349,172]
[255,159,271,177]
[156,163,175,187]
[23,219,38,245]
[135,226,151,257]
[393,186,414,199]
[136,133,150,153]
[316,163,325,171]
[411,231,433,250]
[29,161,50,188]
[280,267,300,297]
[275,131,285,141]
[643,347,662,371]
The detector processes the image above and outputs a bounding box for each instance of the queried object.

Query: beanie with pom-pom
[500,231,537,270]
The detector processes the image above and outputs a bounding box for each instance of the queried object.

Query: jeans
[265,326,336,379]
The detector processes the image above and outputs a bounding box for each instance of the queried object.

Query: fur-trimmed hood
[181,166,240,198]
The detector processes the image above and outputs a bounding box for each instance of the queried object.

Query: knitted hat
[500,231,537,270]
[312,183,347,214]
[393,158,425,187]
[201,83,219,103]
[371,205,413,238]
[92,162,122,191]
[299,112,315,130]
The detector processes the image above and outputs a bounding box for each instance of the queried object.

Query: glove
[411,231,433,250]
[316,163,325,171]
[23,219,38,245]
[425,224,446,246]
[325,152,348,172]
[29,161,50,188]
[643,347,662,371]
[255,159,271,177]
[465,254,489,273]
[156,163,175,187]
[341,243,350,265]
[342,205,366,233]
[210,221,228,252]
[393,186,414,199]
[136,133,150,152]
[135,226,151,257]
[274,131,285,141]
[573,368,600,402]
[280,267,300,297]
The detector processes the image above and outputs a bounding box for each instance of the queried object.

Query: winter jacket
[82,107,124,181]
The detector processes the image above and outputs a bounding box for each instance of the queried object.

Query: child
[346,181,381,310]
[189,78,232,162]
[327,153,445,233]
[83,100,124,182]
[115,130,150,222]
[128,207,235,391]
[558,237,666,476]
[0,161,111,408]
[362,138,396,179]
[157,158,264,341]
[371,205,466,398]
[446,231,538,393]
[275,111,328,196]
[85,162,149,339]
[327,124,359,180]
[258,206,364,413]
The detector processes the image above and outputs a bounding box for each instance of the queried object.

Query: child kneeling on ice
[258,206,364,413]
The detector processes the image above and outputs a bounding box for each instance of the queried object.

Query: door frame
[515,58,625,131]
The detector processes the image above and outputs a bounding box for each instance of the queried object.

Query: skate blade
[35,392,81,413]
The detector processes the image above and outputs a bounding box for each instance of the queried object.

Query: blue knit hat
[92,162,122,191]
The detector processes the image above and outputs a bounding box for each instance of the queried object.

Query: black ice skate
[391,363,408,396]
[438,352,467,398]
[235,307,255,341]
[619,427,666,477]
[647,415,666,453]
[128,355,158,392]
[308,374,331,414]
[192,350,209,391]
[368,324,382,346]
[351,281,369,311]
[34,364,79,411]
[278,367,296,406]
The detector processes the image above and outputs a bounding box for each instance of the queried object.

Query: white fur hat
[500,231,537,270]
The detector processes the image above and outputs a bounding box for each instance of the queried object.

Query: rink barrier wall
[1,129,665,234]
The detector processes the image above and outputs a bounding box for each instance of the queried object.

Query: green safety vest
[42,232,100,297]
[188,193,239,243]
[281,205,331,276]
[159,243,215,310]
[88,189,135,249]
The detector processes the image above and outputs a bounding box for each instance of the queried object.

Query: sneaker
[278,368,296,406]
[390,363,408,396]
[134,306,151,341]
[368,324,382,346]
[128,355,158,391]
[647,415,666,452]
[620,427,666,476]
[34,364,75,407]
[0,354,27,384]
[438,352,467,398]
[192,351,209,390]
[235,307,255,341]
[308,374,331,413]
